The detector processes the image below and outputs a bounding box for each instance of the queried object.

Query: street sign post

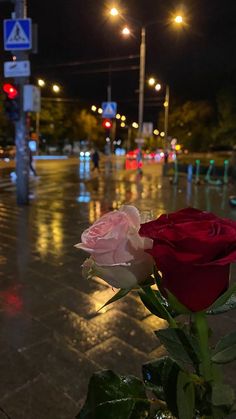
[4,60,30,77]
[23,85,41,112]
[142,122,153,137]
[4,18,32,50]
[102,101,117,119]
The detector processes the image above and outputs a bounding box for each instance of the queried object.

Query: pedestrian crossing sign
[4,19,32,51]
[102,102,117,119]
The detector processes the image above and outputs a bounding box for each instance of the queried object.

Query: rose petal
[119,205,141,229]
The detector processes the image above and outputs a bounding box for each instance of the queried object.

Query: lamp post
[138,26,146,137]
[109,7,185,169]
[36,80,60,147]
[148,77,170,149]
[164,84,170,151]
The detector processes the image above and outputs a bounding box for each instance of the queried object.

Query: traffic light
[2,83,20,121]
[102,119,112,129]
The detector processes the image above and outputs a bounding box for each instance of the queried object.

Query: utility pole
[14,0,29,205]
[136,26,146,172]
[138,26,146,136]
[164,84,170,151]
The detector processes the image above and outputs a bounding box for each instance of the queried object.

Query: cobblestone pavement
[0,157,235,418]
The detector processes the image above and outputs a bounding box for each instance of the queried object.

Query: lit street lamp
[52,84,60,93]
[110,7,119,17]
[164,85,170,149]
[149,77,170,149]
[109,8,184,142]
[38,78,45,87]
[148,77,156,86]
[121,26,131,36]
[155,83,161,92]
[175,15,183,24]
[36,80,61,145]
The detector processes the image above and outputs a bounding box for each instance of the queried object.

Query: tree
[71,109,104,145]
[158,100,215,151]
[31,101,105,149]
[36,99,68,145]
[213,87,236,148]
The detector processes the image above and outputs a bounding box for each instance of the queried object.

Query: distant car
[126,149,140,160]
[80,151,91,160]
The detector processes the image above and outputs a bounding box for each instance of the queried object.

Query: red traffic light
[102,119,112,129]
[3,83,18,99]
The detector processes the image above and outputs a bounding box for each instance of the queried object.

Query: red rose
[139,208,236,312]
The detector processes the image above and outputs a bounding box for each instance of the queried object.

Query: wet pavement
[0,157,236,418]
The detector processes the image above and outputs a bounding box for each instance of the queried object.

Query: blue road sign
[102,102,117,118]
[4,19,32,51]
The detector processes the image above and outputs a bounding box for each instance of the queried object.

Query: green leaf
[165,290,191,314]
[208,284,236,311]
[98,288,131,311]
[212,331,236,364]
[177,371,195,419]
[155,328,200,369]
[142,356,177,401]
[212,383,235,407]
[143,356,182,417]
[161,357,182,417]
[138,290,168,320]
[77,370,150,419]
[138,287,177,327]
[207,293,236,315]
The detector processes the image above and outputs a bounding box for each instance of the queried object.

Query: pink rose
[82,255,154,289]
[76,205,154,288]
[75,205,153,265]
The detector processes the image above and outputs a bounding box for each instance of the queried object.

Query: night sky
[1,0,236,121]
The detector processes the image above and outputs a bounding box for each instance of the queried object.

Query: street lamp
[52,84,60,93]
[164,85,170,149]
[149,77,170,150]
[148,77,156,86]
[36,79,46,144]
[38,79,45,87]
[174,15,183,24]
[155,83,161,92]
[121,26,131,36]
[109,10,184,139]
[110,7,119,16]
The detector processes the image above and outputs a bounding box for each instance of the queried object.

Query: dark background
[1,0,236,121]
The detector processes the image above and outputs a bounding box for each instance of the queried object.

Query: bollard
[205,159,214,183]
[187,164,193,183]
[223,160,229,184]
[170,159,178,184]
[195,159,201,184]
[205,160,223,186]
